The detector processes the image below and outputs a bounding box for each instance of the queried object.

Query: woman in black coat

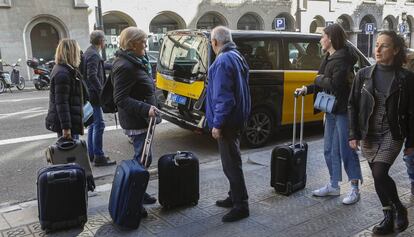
[349,31,414,235]
[112,27,159,216]
[45,39,85,139]
[295,24,363,205]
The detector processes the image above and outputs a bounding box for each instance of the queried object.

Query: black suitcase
[158,151,199,208]
[271,93,308,195]
[45,138,95,191]
[108,117,154,229]
[37,163,88,231]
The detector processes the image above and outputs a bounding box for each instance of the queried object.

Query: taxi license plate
[168,93,187,105]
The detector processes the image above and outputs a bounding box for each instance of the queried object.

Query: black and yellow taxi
[155,30,370,147]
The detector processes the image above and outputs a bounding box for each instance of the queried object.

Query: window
[286,40,322,70]
[234,39,281,70]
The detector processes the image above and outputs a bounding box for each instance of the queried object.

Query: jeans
[403,153,414,183]
[218,127,248,208]
[87,106,105,158]
[324,113,362,185]
[131,132,152,168]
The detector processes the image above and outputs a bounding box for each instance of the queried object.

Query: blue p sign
[275,18,286,31]
[325,21,334,27]
[365,23,375,34]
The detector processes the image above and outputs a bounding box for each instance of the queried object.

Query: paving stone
[0,215,10,231]
[198,218,259,237]
[84,212,110,231]
[156,209,193,227]
[350,229,373,237]
[3,207,37,227]
[309,222,362,237]
[1,226,31,237]
[196,214,226,230]
[27,223,41,234]
[155,221,208,237]
[178,206,211,221]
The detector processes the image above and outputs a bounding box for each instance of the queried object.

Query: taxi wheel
[243,108,274,148]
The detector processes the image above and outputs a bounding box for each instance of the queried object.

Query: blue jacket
[206,42,251,129]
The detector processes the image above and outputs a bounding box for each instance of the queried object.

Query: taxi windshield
[158,33,208,80]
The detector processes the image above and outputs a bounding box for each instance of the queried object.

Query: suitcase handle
[47,170,77,183]
[173,151,192,166]
[56,137,77,151]
[141,117,156,168]
[292,92,305,148]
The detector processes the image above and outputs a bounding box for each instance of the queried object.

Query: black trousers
[217,127,248,208]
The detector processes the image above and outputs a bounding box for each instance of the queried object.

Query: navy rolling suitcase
[158,151,199,208]
[271,93,308,195]
[37,163,88,231]
[108,118,154,229]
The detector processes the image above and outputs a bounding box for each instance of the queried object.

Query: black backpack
[100,73,117,113]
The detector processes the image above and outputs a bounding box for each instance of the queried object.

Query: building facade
[0,0,89,79]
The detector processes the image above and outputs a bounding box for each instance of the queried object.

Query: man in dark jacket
[82,30,115,166]
[206,26,251,222]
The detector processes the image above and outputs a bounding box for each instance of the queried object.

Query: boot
[393,203,409,233]
[94,155,116,167]
[372,207,394,235]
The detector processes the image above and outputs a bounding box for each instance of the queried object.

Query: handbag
[83,101,94,127]
[314,92,336,113]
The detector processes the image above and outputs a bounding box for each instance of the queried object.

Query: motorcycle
[0,58,25,94]
[27,58,54,90]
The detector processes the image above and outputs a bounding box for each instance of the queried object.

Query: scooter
[26,58,53,90]
[0,58,25,94]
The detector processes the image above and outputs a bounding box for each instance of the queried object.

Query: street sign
[399,23,409,34]
[274,18,286,31]
[325,21,334,27]
[365,23,375,34]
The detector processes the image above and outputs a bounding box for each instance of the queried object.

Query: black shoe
[394,204,409,233]
[89,155,94,163]
[143,192,157,205]
[222,207,249,222]
[94,156,116,167]
[372,208,394,235]
[216,197,233,208]
[141,207,148,218]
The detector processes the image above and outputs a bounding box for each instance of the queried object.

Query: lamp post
[296,0,301,32]
[96,0,107,60]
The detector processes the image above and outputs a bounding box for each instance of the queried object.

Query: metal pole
[367,33,371,58]
[97,0,107,60]
[296,0,301,32]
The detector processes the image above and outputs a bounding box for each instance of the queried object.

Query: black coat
[307,46,357,114]
[113,50,157,130]
[82,45,105,106]
[45,64,86,135]
[348,65,414,148]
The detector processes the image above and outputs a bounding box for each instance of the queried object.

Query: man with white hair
[205,26,251,222]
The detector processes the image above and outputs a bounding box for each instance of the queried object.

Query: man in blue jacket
[83,30,116,166]
[206,26,251,222]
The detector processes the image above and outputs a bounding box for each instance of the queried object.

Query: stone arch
[237,12,264,30]
[272,12,295,31]
[23,14,69,78]
[102,11,136,34]
[196,11,228,30]
[337,14,354,32]
[382,15,397,31]
[149,11,186,34]
[309,15,325,33]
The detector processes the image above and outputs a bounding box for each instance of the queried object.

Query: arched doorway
[30,23,60,61]
[337,14,353,33]
[102,11,136,59]
[382,15,396,31]
[272,13,295,31]
[196,12,228,30]
[237,13,263,30]
[309,16,325,33]
[149,12,186,51]
[358,15,376,57]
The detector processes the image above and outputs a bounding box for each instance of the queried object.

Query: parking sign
[274,18,286,31]
[325,21,334,27]
[399,23,409,34]
[365,23,375,34]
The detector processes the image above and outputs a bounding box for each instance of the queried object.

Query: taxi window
[234,39,281,70]
[286,40,322,70]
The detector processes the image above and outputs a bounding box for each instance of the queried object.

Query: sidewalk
[0,139,413,237]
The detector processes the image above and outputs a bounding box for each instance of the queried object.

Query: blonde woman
[45,38,85,139]
[112,27,159,214]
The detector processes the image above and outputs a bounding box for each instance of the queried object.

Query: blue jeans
[324,113,362,185]
[403,153,414,183]
[131,132,152,168]
[87,106,105,158]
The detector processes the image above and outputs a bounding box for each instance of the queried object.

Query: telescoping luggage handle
[292,91,305,148]
[141,117,156,168]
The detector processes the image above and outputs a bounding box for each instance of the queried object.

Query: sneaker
[216,197,233,208]
[312,184,340,197]
[222,207,249,222]
[143,192,157,205]
[94,156,116,167]
[342,189,360,205]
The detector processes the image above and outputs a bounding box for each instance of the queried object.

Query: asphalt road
[0,86,324,206]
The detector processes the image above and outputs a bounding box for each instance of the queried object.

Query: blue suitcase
[37,163,87,231]
[108,159,149,229]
